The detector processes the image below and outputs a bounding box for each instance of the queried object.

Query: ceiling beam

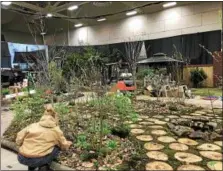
[52,1,89,13]
[52,2,61,8]
[12,2,45,12]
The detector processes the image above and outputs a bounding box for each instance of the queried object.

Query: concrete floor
[1,106,27,170]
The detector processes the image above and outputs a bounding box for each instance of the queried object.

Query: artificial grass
[192,88,222,97]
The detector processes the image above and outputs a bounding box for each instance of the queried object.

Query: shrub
[136,68,155,79]
[190,68,207,88]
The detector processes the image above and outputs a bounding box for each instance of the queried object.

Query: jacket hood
[39,115,57,128]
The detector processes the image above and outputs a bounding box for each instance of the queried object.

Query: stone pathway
[127,109,222,170]
[136,96,223,109]
[1,106,27,170]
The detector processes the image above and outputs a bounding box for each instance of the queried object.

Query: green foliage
[11,92,45,122]
[54,103,70,115]
[106,140,117,150]
[75,134,90,150]
[190,68,208,88]
[48,61,67,94]
[1,88,9,95]
[137,68,155,79]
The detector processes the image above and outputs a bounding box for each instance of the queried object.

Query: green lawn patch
[192,88,222,97]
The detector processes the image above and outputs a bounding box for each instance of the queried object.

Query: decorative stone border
[1,138,74,170]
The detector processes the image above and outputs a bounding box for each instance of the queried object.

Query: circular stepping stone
[153,115,164,119]
[174,152,202,163]
[148,125,164,129]
[124,121,133,124]
[177,164,205,170]
[200,151,222,160]
[181,115,193,119]
[140,121,153,125]
[178,138,198,146]
[137,118,143,121]
[147,118,158,122]
[140,115,149,119]
[197,143,221,151]
[146,151,168,161]
[82,162,94,168]
[136,135,153,141]
[129,124,142,128]
[158,136,176,143]
[167,115,179,119]
[151,130,167,135]
[130,129,145,134]
[144,142,164,151]
[146,161,173,170]
[214,141,222,147]
[154,120,166,125]
[164,118,170,122]
[190,113,202,116]
[195,111,206,114]
[207,161,222,170]
[169,143,189,151]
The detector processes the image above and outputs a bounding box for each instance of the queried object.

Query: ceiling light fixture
[46,13,53,17]
[1,2,12,6]
[75,23,83,27]
[163,2,177,8]
[126,10,137,16]
[68,5,78,11]
[97,18,106,22]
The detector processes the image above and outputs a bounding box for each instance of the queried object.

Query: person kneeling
[16,105,72,171]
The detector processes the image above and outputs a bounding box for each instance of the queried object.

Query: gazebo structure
[137,53,185,83]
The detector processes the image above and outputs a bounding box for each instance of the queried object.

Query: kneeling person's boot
[38,164,53,171]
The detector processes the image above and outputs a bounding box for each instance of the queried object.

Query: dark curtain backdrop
[48,30,221,65]
[144,30,221,64]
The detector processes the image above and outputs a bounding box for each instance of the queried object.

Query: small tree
[190,68,207,88]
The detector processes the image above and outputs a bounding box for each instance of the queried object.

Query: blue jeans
[18,146,60,168]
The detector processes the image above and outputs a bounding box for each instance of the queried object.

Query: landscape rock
[189,131,209,140]
[209,132,222,141]
[171,126,193,137]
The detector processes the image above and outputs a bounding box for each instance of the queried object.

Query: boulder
[189,131,209,140]
[171,126,193,137]
[209,132,222,141]
[206,122,217,130]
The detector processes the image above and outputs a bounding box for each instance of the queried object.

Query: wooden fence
[183,65,213,87]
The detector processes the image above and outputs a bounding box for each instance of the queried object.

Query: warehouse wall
[51,2,221,46]
[2,31,43,45]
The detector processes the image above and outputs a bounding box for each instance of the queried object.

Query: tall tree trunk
[132,64,137,88]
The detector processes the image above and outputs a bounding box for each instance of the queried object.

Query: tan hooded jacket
[16,106,71,158]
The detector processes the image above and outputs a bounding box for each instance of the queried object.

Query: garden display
[2,91,222,170]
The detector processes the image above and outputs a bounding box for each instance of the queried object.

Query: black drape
[145,30,221,65]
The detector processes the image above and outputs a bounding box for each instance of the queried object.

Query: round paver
[178,138,198,146]
[146,151,168,161]
[140,121,153,125]
[197,143,221,151]
[148,125,164,129]
[124,121,133,124]
[147,118,159,122]
[167,115,179,119]
[136,135,153,141]
[82,162,94,168]
[154,120,166,125]
[129,124,143,128]
[169,143,189,151]
[144,142,164,151]
[195,111,206,114]
[158,136,176,143]
[207,161,222,170]
[140,115,149,119]
[153,115,164,119]
[146,161,173,170]
[190,113,202,116]
[214,141,222,147]
[180,115,193,119]
[177,164,205,170]
[200,151,222,161]
[130,129,145,134]
[174,152,202,163]
[151,130,167,135]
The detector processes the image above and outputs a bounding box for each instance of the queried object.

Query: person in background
[16,104,72,171]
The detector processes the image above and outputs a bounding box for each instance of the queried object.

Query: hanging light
[68,5,78,11]
[1,2,12,6]
[163,2,177,8]
[126,10,137,16]
[46,13,53,18]
[75,23,83,27]
[97,18,106,22]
